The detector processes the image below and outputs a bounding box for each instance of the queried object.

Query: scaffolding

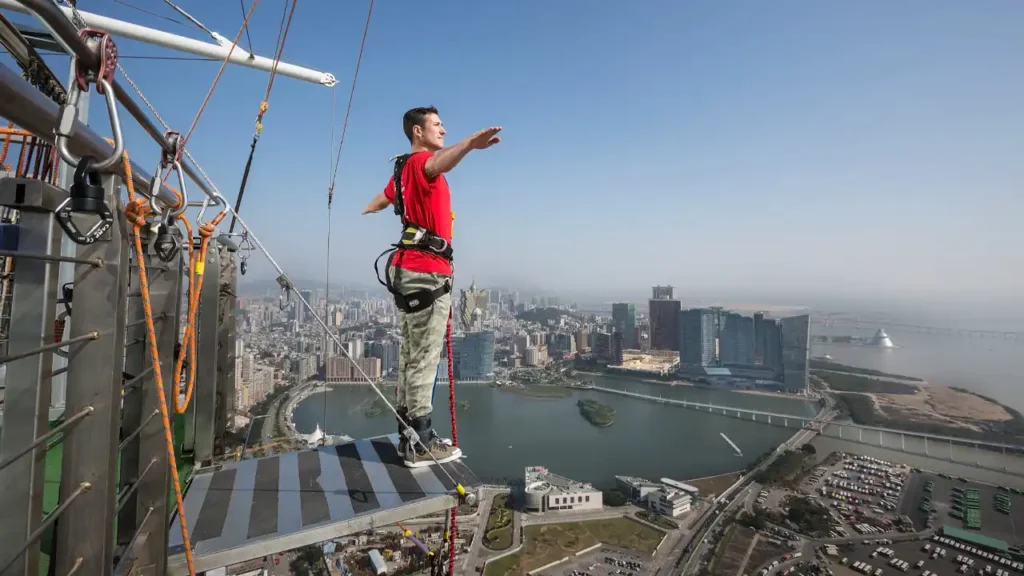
[0,2,480,575]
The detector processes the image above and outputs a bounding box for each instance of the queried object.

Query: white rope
[160,0,221,44]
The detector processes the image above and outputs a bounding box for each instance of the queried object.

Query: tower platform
[167,433,479,575]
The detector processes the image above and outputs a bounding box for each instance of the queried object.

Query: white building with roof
[648,487,692,517]
[524,466,602,513]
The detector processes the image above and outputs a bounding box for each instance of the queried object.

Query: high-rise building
[753,311,766,365]
[592,332,612,362]
[452,331,496,381]
[523,347,539,367]
[649,293,681,351]
[611,331,624,366]
[547,332,575,355]
[326,357,382,382]
[611,303,637,349]
[459,280,489,331]
[514,333,530,355]
[679,308,716,366]
[367,340,400,374]
[718,311,755,365]
[762,318,782,372]
[298,289,313,323]
[575,329,590,354]
[780,314,810,392]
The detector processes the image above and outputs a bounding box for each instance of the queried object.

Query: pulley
[55,155,114,245]
[153,223,180,263]
[276,274,292,310]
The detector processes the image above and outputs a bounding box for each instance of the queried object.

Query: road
[462,490,522,575]
[262,395,283,444]
[462,491,498,574]
[520,507,640,526]
[677,398,837,576]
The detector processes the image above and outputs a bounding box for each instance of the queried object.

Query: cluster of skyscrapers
[607,286,811,391]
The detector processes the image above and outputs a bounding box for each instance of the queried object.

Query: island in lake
[456,400,470,411]
[577,398,615,428]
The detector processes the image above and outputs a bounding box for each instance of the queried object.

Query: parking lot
[553,546,647,576]
[828,532,1024,576]
[899,472,1024,545]
[796,453,914,538]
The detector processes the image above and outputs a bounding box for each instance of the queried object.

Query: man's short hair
[403,106,439,143]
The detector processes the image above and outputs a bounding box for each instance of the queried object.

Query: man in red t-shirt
[362,106,500,467]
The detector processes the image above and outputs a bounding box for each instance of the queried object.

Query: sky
[7,0,1024,313]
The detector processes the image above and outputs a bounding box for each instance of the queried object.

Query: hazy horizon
[13,1,1022,324]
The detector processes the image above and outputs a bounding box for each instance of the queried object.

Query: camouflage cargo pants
[389,266,451,420]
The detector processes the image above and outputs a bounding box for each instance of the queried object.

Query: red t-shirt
[383,151,453,276]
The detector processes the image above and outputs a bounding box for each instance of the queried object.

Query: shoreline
[575,370,804,400]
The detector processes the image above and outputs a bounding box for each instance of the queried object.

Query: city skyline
[40,0,1023,310]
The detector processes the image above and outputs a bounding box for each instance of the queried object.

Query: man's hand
[468,127,502,150]
[425,126,503,177]
[362,192,390,215]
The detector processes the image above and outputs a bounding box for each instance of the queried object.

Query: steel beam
[189,243,220,464]
[124,236,182,576]
[0,0,336,86]
[51,58,90,419]
[0,177,66,576]
[0,61,183,208]
[115,237,148,552]
[54,175,130,576]
[213,241,238,459]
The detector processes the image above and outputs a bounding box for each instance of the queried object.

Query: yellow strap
[195,261,205,275]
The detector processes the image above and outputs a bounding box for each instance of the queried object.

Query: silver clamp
[276,274,292,310]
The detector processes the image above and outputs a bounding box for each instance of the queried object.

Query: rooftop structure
[524,466,602,513]
[660,478,700,494]
[649,487,692,518]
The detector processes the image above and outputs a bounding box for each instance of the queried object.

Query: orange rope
[119,150,197,576]
[171,210,226,414]
[117,144,229,574]
[0,122,16,170]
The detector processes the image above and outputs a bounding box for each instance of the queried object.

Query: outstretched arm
[424,126,502,178]
[361,192,390,215]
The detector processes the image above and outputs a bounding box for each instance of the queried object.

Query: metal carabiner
[146,160,189,219]
[54,33,123,171]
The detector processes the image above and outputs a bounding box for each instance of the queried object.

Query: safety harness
[374,153,453,313]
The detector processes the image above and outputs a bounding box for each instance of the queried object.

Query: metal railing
[0,151,240,576]
[0,4,241,575]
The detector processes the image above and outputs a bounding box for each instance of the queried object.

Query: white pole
[0,0,337,87]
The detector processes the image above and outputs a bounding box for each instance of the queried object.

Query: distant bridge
[591,386,1024,464]
[591,386,820,429]
[814,317,1022,340]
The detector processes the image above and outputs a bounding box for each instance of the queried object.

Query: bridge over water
[591,386,1024,477]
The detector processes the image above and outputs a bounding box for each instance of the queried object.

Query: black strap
[374,247,451,314]
[376,153,453,313]
[392,153,411,222]
[228,135,259,234]
[400,226,453,261]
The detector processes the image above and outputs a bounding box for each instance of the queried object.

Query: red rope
[446,311,458,447]
[445,308,458,576]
